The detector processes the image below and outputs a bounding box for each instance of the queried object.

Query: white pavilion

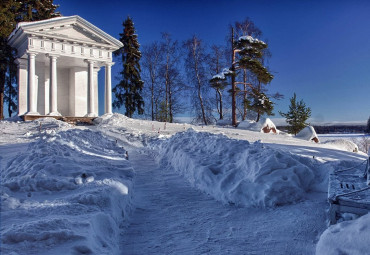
[8,15,122,118]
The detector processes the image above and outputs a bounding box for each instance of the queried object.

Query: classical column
[26,52,39,115]
[93,66,100,115]
[85,60,96,117]
[47,54,61,116]
[104,62,113,114]
[15,58,28,115]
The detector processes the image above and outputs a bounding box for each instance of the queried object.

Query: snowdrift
[154,129,320,207]
[1,126,134,254]
[322,139,359,153]
[237,118,278,134]
[316,213,370,255]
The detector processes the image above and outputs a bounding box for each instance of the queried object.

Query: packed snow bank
[154,129,323,207]
[237,118,278,134]
[323,139,359,153]
[1,128,134,254]
[316,213,370,255]
[296,126,319,143]
[216,119,233,126]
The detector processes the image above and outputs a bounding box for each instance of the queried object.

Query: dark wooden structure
[21,115,96,125]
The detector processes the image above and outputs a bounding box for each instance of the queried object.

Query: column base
[47,111,62,116]
[25,111,40,116]
[85,113,98,117]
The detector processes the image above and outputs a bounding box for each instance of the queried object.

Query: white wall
[69,67,88,117]
[36,62,46,115]
[57,68,69,116]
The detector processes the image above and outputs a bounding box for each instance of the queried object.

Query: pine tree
[365,116,370,134]
[248,87,274,122]
[0,0,59,119]
[279,93,311,135]
[113,16,144,118]
[209,19,274,126]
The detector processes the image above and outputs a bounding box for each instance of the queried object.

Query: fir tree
[113,16,144,118]
[279,93,311,135]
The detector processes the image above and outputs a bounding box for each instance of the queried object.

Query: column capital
[15,58,27,68]
[26,51,37,57]
[84,59,96,64]
[46,53,59,59]
[104,62,115,67]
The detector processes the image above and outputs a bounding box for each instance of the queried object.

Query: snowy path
[120,148,328,255]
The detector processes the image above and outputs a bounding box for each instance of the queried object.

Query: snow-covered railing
[329,157,370,224]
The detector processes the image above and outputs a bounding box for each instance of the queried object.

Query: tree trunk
[197,81,207,125]
[243,69,247,121]
[165,51,170,122]
[0,69,5,120]
[150,68,155,121]
[231,28,237,126]
[217,89,223,120]
[151,85,154,121]
[169,82,173,123]
[192,39,207,126]
[256,112,260,122]
[155,98,159,121]
[0,91,4,120]
[8,97,12,117]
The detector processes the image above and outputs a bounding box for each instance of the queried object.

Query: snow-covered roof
[296,126,319,142]
[237,118,277,133]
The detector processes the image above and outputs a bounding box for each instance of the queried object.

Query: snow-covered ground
[1,114,369,254]
[1,118,134,254]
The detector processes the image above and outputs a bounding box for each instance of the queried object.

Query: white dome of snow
[237,118,277,133]
[323,139,359,153]
[296,126,319,143]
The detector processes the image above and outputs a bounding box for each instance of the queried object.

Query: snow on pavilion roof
[8,15,123,49]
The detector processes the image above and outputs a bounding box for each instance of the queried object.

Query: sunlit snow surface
[1,118,133,254]
[1,114,369,254]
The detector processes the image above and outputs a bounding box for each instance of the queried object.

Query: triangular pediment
[11,16,122,49]
[36,25,106,44]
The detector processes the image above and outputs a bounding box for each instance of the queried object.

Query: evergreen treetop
[279,93,311,135]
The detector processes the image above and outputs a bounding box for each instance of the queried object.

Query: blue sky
[54,0,370,123]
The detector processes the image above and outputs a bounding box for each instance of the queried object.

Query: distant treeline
[277,125,366,134]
